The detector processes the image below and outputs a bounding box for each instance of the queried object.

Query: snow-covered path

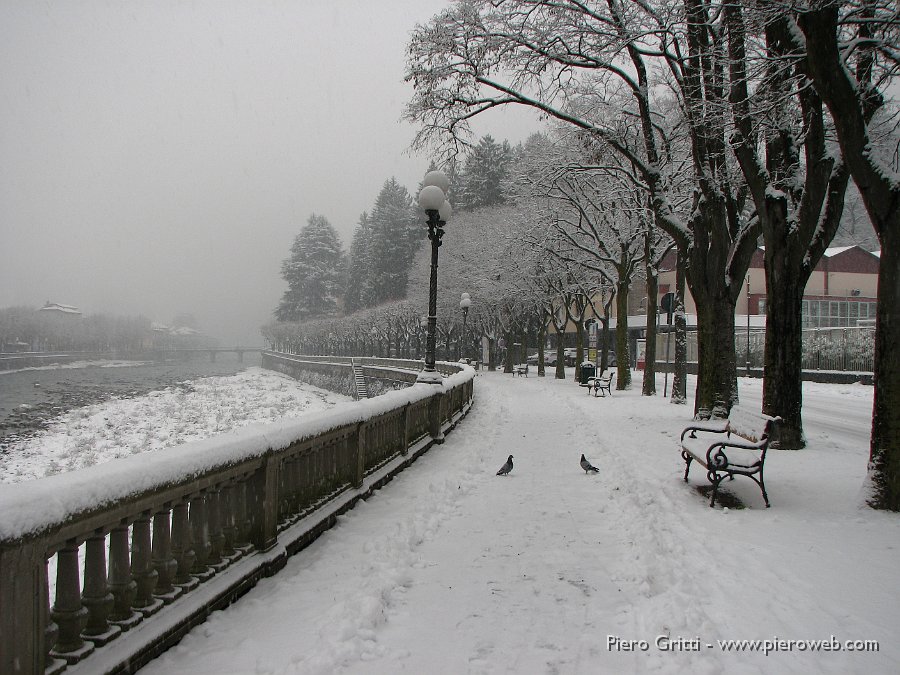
[141,371,898,675]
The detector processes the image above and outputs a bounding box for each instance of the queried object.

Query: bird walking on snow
[497,454,514,476]
[580,454,599,474]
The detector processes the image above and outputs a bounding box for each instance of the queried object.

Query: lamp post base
[416,370,444,385]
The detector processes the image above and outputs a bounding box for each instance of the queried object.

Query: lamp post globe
[459,293,472,362]
[417,171,451,384]
[422,170,450,194]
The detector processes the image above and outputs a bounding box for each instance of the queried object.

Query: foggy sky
[1,1,541,345]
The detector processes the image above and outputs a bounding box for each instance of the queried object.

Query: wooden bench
[512,363,529,377]
[680,404,781,508]
[585,371,614,397]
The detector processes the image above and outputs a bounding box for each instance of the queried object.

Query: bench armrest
[719,436,767,451]
[680,421,729,441]
[705,437,767,469]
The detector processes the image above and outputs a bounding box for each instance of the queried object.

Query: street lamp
[459,292,472,361]
[417,170,452,384]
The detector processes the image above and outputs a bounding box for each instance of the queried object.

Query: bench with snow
[680,404,781,508]
[585,371,615,397]
[512,363,529,377]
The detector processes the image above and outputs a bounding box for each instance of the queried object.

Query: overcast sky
[1,0,541,345]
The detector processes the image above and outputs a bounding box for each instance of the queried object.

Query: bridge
[149,347,266,363]
[0,353,473,674]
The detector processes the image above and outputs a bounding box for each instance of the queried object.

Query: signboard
[636,339,646,370]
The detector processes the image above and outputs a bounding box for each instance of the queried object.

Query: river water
[0,353,261,446]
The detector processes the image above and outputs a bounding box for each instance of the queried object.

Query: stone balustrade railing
[0,355,474,674]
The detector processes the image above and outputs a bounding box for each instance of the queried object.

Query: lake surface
[0,353,261,446]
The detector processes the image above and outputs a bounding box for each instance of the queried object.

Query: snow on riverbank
[0,367,351,483]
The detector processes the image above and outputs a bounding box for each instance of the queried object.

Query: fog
[1,1,540,346]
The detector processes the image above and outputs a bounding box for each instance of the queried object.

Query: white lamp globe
[422,170,450,194]
[438,200,453,222]
[418,185,445,211]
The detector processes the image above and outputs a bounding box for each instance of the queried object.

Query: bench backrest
[727,404,780,442]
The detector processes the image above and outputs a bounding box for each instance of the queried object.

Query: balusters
[1,369,473,675]
[207,488,226,571]
[171,500,199,592]
[219,483,237,560]
[342,432,354,485]
[132,511,163,616]
[354,423,366,489]
[152,506,182,603]
[277,459,291,527]
[50,539,94,662]
[282,455,297,523]
[42,554,65,675]
[298,452,311,511]
[401,403,410,456]
[232,477,252,553]
[190,492,214,580]
[81,529,120,645]
[108,522,140,630]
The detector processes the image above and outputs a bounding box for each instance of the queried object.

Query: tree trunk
[555,341,566,379]
[694,291,738,419]
[870,242,900,509]
[671,257,688,404]
[537,324,546,377]
[503,332,513,373]
[763,247,806,448]
[798,5,900,508]
[615,282,631,389]
[643,268,658,396]
[574,321,585,382]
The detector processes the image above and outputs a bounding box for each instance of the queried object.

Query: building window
[801,298,877,328]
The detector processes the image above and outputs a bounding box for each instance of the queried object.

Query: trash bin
[580,362,596,384]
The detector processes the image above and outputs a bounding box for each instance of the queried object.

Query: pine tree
[343,212,372,315]
[364,178,422,305]
[275,214,345,322]
[457,135,513,211]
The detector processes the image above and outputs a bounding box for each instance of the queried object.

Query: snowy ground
[123,369,897,675]
[0,367,350,483]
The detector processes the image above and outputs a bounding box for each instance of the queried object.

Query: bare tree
[791,0,900,507]
[724,4,851,448]
[406,0,759,418]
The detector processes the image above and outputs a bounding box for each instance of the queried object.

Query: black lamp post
[417,170,452,384]
[459,293,471,361]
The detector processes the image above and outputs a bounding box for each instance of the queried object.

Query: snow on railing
[0,354,474,674]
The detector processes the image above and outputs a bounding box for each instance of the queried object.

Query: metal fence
[654,325,875,373]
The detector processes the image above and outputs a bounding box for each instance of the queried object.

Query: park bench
[680,404,781,508]
[512,363,529,377]
[585,371,615,397]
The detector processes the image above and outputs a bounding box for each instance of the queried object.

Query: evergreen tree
[364,178,422,305]
[343,212,372,315]
[275,214,345,322]
[457,135,513,211]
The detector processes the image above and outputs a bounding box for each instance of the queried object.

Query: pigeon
[580,454,599,474]
[497,454,514,476]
